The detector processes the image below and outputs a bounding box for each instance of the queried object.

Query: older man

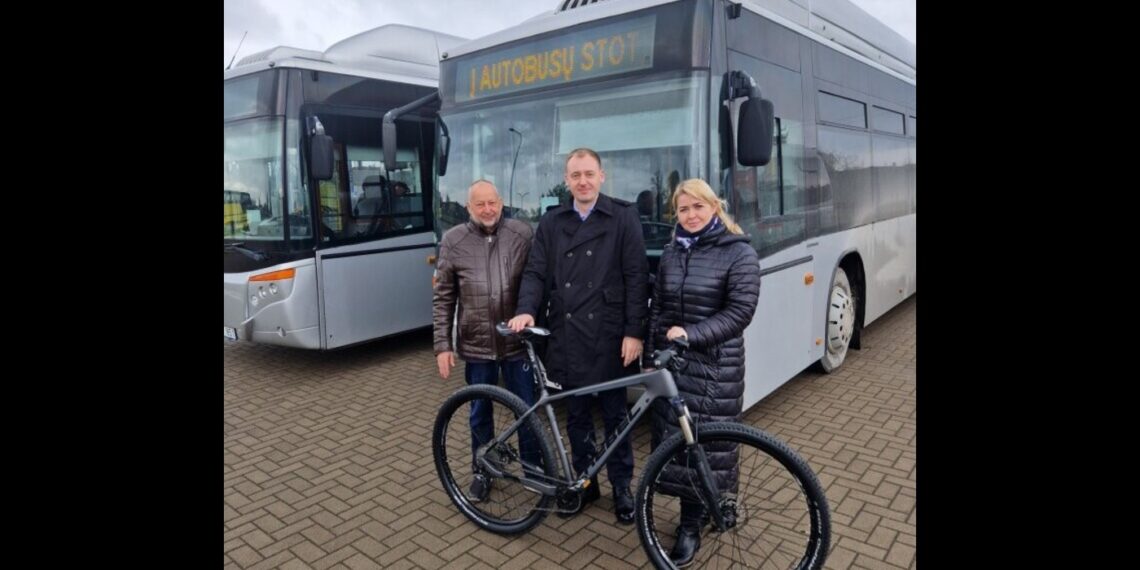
[433,180,537,503]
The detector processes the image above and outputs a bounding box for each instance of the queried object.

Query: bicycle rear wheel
[636,422,830,569]
[432,384,558,534]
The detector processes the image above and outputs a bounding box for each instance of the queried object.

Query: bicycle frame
[460,327,758,533]
[480,335,695,497]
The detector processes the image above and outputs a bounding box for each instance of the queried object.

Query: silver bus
[224,25,466,349]
[390,0,915,409]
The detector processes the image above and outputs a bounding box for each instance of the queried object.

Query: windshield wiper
[224,242,269,262]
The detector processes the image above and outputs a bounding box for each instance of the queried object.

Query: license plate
[224,326,238,340]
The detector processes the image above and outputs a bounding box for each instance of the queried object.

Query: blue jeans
[466,358,541,469]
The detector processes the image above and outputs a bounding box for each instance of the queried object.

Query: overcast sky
[224,0,915,68]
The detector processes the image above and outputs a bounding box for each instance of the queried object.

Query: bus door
[306,110,436,348]
[723,47,815,403]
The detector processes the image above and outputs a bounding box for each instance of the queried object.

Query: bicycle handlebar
[495,322,551,338]
[497,322,688,371]
[650,336,689,372]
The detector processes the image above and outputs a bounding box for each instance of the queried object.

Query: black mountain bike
[432,324,830,569]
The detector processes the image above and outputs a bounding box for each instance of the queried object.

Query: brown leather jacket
[432,217,533,360]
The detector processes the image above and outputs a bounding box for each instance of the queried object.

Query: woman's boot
[669,500,706,567]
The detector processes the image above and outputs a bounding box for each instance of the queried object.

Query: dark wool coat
[515,194,648,388]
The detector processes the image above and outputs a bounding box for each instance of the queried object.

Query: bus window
[727,53,806,256]
[224,189,258,236]
[307,112,432,244]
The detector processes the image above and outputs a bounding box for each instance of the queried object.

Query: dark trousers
[566,387,633,489]
[465,358,540,468]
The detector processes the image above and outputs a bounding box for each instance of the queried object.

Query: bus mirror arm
[382,91,442,172]
[725,70,760,101]
[725,70,775,167]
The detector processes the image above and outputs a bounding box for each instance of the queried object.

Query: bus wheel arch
[818,255,865,373]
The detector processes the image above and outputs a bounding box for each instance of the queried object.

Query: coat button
[588,313,593,319]
[587,281,593,288]
[566,313,572,319]
[586,250,592,256]
[567,252,573,257]
[565,282,571,288]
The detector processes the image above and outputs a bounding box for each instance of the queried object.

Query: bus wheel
[820,267,855,373]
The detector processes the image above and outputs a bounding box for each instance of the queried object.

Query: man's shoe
[468,474,490,503]
[582,480,601,503]
[669,525,702,567]
[557,477,600,518]
[613,486,635,525]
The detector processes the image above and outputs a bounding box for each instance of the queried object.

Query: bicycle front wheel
[432,384,558,534]
[636,422,830,569]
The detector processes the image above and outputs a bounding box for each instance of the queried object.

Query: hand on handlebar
[507,314,534,333]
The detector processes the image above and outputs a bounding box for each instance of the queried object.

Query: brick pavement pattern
[225,295,915,569]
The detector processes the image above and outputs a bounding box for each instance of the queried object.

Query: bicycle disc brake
[713,496,739,531]
[477,442,518,478]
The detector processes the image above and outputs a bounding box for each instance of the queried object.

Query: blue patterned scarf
[675,216,720,249]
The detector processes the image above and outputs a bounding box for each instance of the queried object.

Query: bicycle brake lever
[669,356,687,372]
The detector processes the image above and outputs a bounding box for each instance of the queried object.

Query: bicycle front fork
[670,397,734,532]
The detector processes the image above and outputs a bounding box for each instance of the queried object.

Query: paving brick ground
[225,295,916,569]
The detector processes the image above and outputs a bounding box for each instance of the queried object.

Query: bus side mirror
[437,118,451,177]
[382,121,398,172]
[310,133,334,180]
[738,97,774,166]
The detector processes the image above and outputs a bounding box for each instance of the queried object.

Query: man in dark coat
[508,148,648,524]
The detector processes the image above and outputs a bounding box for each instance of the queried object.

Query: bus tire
[819,267,855,373]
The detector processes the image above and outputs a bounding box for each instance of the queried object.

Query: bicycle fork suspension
[671,397,733,531]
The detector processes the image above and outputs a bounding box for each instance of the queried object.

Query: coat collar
[466,217,501,236]
[555,194,619,252]
[556,193,617,220]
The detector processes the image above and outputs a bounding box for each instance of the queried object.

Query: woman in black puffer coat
[645,178,761,566]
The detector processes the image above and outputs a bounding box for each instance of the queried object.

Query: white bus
[393,0,915,409]
[224,25,466,349]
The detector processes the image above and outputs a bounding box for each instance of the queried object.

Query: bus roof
[224,24,468,86]
[793,0,915,81]
[444,0,914,83]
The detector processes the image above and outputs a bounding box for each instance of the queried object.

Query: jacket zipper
[486,232,499,360]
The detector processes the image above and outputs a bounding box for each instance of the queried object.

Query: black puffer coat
[646,222,760,499]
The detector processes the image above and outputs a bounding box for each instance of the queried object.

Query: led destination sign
[456,15,657,102]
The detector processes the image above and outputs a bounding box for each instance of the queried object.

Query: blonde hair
[671,178,743,235]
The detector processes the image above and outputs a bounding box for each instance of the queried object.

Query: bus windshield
[437,74,705,249]
[223,117,292,241]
